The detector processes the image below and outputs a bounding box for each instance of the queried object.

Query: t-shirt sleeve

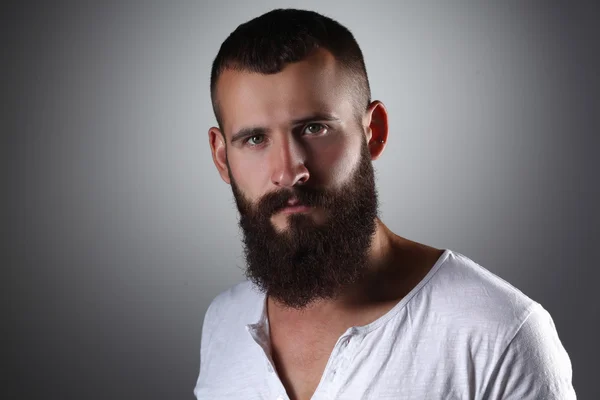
[193,298,219,398]
[483,303,576,399]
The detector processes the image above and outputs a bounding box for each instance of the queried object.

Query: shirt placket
[247,316,290,399]
[246,305,362,400]
[311,329,359,400]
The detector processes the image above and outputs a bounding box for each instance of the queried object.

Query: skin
[209,48,444,400]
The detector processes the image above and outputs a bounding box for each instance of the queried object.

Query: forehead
[215,49,356,135]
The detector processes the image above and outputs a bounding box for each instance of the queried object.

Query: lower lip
[280,205,312,214]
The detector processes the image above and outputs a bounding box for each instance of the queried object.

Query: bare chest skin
[269,299,411,400]
[267,243,444,400]
[269,320,344,400]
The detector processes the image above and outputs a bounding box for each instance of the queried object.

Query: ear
[363,100,389,160]
[208,127,231,184]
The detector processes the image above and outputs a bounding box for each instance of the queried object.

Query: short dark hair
[210,8,372,131]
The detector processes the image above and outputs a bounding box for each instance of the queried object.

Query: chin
[271,221,291,234]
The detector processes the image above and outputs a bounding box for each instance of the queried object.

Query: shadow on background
[5,1,599,399]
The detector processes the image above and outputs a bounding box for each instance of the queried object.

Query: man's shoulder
[204,280,264,325]
[423,249,540,327]
[212,279,259,303]
[432,252,576,398]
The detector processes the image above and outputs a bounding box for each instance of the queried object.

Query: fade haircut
[210,8,372,132]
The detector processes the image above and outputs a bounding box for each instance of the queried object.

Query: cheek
[310,135,361,185]
[227,151,272,199]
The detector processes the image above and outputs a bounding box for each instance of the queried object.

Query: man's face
[210,49,380,308]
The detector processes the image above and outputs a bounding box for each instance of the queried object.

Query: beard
[229,139,379,309]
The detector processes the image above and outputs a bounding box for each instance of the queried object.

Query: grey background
[5,1,598,399]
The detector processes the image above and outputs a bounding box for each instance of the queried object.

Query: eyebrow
[230,113,341,144]
[230,127,269,144]
[291,113,341,126]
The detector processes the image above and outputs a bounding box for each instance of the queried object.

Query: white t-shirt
[194,249,576,399]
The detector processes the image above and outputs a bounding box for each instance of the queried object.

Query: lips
[278,198,311,214]
[280,204,312,214]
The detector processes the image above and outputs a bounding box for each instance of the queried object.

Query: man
[194,8,575,400]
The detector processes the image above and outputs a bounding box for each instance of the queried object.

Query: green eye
[247,135,265,145]
[304,123,326,135]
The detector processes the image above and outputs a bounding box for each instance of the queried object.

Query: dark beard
[229,140,379,309]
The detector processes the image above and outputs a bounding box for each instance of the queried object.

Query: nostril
[296,173,309,185]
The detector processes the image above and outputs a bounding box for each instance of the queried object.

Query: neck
[268,218,421,318]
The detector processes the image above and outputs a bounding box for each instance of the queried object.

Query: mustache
[256,186,330,216]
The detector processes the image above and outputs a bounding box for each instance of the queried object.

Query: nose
[270,135,310,188]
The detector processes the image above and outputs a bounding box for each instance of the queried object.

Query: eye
[245,134,265,146]
[303,123,327,135]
